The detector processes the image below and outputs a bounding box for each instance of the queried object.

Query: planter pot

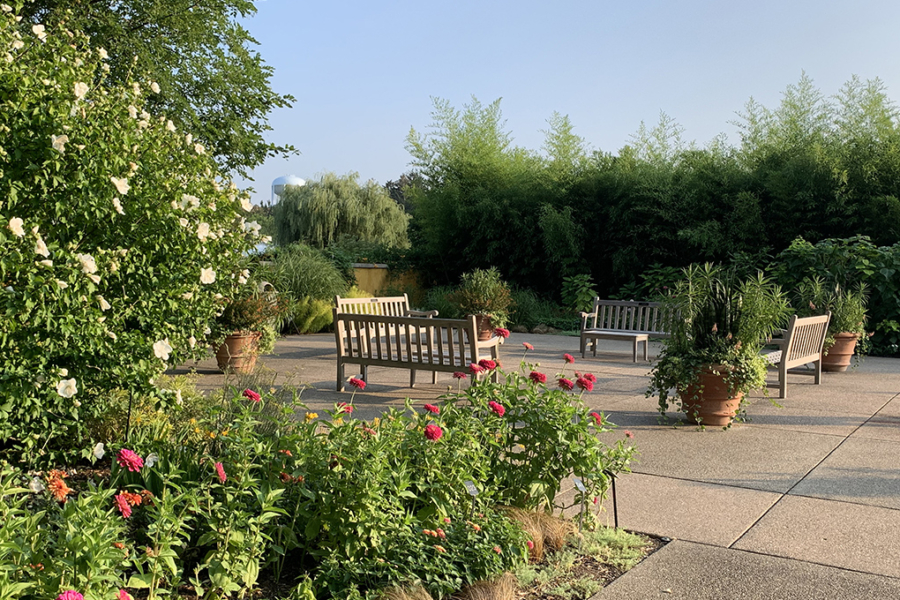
[216,331,261,374]
[473,314,493,341]
[822,332,859,372]
[679,366,743,428]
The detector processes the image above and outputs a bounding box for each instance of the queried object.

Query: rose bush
[0,6,261,460]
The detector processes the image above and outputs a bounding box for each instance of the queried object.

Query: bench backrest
[333,310,481,369]
[335,294,413,317]
[781,312,831,370]
[584,298,673,335]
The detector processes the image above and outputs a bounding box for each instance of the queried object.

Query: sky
[235,0,900,205]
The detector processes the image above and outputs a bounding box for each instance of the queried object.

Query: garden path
[174,333,900,599]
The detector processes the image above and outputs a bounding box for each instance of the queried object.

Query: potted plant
[648,264,790,428]
[450,268,513,340]
[794,277,869,372]
[213,288,287,373]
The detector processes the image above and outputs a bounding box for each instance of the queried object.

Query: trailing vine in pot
[794,277,870,372]
[450,268,513,341]
[211,285,288,373]
[647,264,791,428]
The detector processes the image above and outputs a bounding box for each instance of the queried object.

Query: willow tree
[273,172,410,248]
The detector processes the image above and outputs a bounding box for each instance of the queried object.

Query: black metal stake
[605,470,619,529]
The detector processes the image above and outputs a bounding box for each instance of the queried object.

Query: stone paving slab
[732,495,900,578]
[789,436,900,510]
[739,402,870,437]
[595,540,900,599]
[853,394,900,443]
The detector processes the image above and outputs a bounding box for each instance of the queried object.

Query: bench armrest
[578,310,596,331]
[476,336,504,349]
[407,309,439,318]
[767,329,788,349]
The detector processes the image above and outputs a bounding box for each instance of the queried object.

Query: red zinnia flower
[526,540,535,550]
[523,342,534,350]
[624,430,634,439]
[114,494,132,519]
[493,327,510,338]
[215,462,227,484]
[424,424,443,441]
[478,359,497,370]
[337,402,354,414]
[348,377,366,390]
[557,378,574,391]
[469,363,485,375]
[529,371,547,384]
[493,546,502,554]
[56,591,84,600]
[589,412,602,425]
[116,449,144,472]
[576,377,594,392]
[117,590,133,600]
[424,404,440,414]
[452,372,467,379]
[242,388,261,402]
[488,401,506,417]
[563,353,575,364]
[584,373,597,383]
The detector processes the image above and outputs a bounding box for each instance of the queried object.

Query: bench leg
[643,339,649,362]
[779,363,787,399]
[814,359,823,385]
[410,369,416,388]
[632,338,638,362]
[581,334,587,358]
[592,339,598,357]
[336,361,344,392]
[432,371,437,384]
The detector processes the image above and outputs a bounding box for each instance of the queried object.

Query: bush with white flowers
[0,7,263,459]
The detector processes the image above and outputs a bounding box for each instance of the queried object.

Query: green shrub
[508,289,576,331]
[265,243,349,301]
[423,286,463,320]
[448,268,514,328]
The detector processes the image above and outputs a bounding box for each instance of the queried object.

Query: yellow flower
[305,412,318,422]
[372,417,381,428]
[221,429,228,437]
[208,431,216,439]
[333,417,344,426]
[189,418,196,424]
[193,427,200,434]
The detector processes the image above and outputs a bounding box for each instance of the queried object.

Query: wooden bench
[333,311,503,391]
[762,312,831,399]
[579,299,673,362]
[334,293,438,318]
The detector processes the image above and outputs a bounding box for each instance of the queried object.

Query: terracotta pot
[473,314,493,341]
[679,366,743,428]
[822,332,859,372]
[216,331,261,374]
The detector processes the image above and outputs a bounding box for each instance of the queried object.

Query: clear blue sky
[236,0,900,204]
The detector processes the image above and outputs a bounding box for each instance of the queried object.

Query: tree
[21,0,295,176]
[0,10,261,458]
[273,172,410,249]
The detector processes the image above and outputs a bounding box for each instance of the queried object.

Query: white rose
[197,222,210,241]
[32,24,47,42]
[150,81,160,94]
[56,378,78,398]
[51,134,69,153]
[38,259,53,268]
[188,336,196,348]
[1,5,13,13]
[112,198,124,215]
[132,82,141,96]
[98,47,108,60]
[34,238,49,257]
[88,274,101,284]
[240,197,253,212]
[110,177,130,195]
[56,279,68,289]
[76,253,97,274]
[107,331,117,341]
[12,39,23,50]
[153,338,172,361]
[182,292,193,300]
[166,120,176,132]
[7,217,24,237]
[194,143,205,155]
[128,105,138,119]
[97,295,111,311]
[93,442,106,459]
[73,81,88,99]
[199,267,216,285]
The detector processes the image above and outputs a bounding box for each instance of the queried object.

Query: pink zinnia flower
[589,412,602,425]
[452,372,467,379]
[526,540,535,550]
[493,546,502,554]
[242,388,261,402]
[56,592,84,600]
[117,590,132,600]
[337,402,353,414]
[523,342,534,350]
[493,327,510,339]
[469,363,485,375]
[348,377,366,390]
[576,377,594,392]
[215,462,226,484]
[116,449,144,472]
[478,359,497,371]
[584,373,597,383]
[114,494,132,519]
[624,430,634,439]
[424,424,443,441]
[424,404,440,414]
[557,378,574,391]
[529,371,547,384]
[563,353,575,364]
[488,401,506,417]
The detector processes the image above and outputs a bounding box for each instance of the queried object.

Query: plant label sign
[573,477,586,493]
[464,480,479,497]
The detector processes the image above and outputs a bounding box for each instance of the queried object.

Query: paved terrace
[174,333,900,599]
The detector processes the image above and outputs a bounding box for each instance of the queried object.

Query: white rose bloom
[110,177,130,195]
[150,81,160,94]
[138,119,149,129]
[182,292,193,300]
[107,331,117,341]
[112,198,124,215]
[200,267,216,285]
[8,217,24,237]
[166,120,176,132]
[32,24,47,42]
[238,275,247,285]
[185,133,193,145]
[88,274,101,284]
[240,197,253,211]
[51,134,68,153]
[243,221,261,236]
[180,194,200,211]
[97,316,106,323]
[127,105,138,119]
[98,47,108,60]
[261,235,272,244]
[35,238,49,257]
[29,477,45,493]
[194,143,205,155]
[153,338,172,361]
[203,326,211,336]
[73,81,88,99]
[59,368,68,376]
[97,295,111,311]
[12,39,23,50]
[132,82,141,95]
[56,279,68,289]
[188,335,196,348]
[196,222,210,241]
[76,253,97,274]
[93,442,106,459]
[179,218,188,227]
[38,259,52,268]
[2,5,13,13]
[56,378,78,398]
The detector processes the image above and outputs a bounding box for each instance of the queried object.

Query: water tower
[270,175,306,204]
